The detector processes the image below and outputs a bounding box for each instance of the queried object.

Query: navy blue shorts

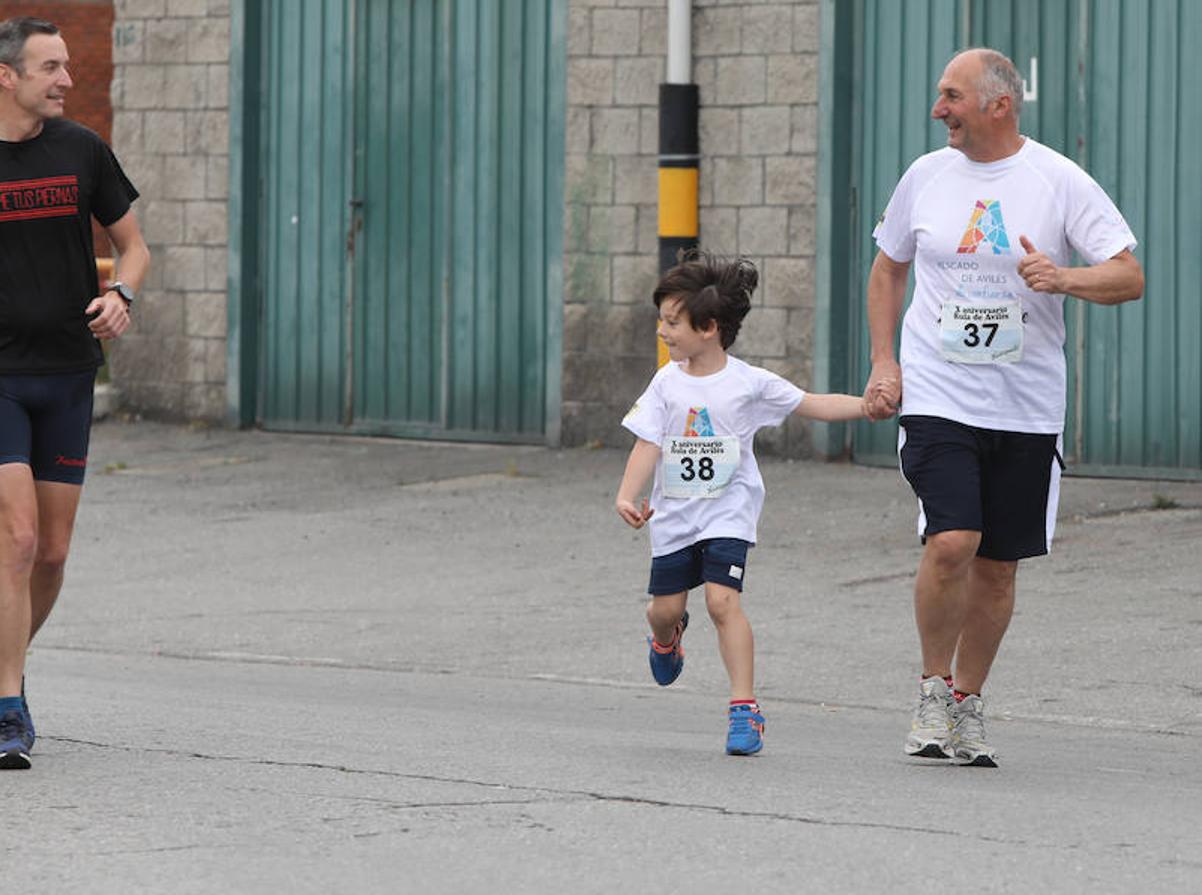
[899,415,1063,561]
[648,538,750,595]
[0,371,96,485]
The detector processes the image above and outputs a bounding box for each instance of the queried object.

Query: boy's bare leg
[646,592,688,646]
[704,582,754,701]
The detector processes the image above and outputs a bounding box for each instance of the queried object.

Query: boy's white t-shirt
[622,356,804,557]
[873,138,1136,434]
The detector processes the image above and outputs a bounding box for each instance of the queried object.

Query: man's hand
[86,290,131,340]
[1017,235,1065,293]
[864,360,902,420]
[616,497,654,529]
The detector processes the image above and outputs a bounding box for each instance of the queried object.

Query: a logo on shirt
[684,407,714,436]
[957,199,1011,255]
[0,175,80,222]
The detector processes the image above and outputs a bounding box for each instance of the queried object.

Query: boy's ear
[700,318,720,340]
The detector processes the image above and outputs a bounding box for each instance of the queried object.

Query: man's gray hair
[971,48,1024,119]
[0,17,59,75]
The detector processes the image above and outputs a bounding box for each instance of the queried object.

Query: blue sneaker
[0,709,33,770]
[726,703,765,755]
[647,611,689,686]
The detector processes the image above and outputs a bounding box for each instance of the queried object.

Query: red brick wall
[3,2,114,254]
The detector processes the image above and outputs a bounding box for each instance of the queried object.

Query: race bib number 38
[940,298,1023,364]
[662,436,740,499]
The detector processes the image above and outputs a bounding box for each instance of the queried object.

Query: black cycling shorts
[0,370,96,485]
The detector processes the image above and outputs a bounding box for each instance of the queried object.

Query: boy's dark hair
[0,18,59,75]
[653,249,757,349]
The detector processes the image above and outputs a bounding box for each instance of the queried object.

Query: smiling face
[4,33,72,122]
[930,50,1020,162]
[656,296,716,364]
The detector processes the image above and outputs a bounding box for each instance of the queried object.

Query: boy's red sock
[730,699,758,710]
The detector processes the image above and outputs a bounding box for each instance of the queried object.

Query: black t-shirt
[0,118,138,373]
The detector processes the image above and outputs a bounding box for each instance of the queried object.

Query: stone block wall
[563,0,824,456]
[561,0,666,448]
[107,0,230,420]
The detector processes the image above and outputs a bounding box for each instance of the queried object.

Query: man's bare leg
[905,529,983,757]
[952,557,1018,694]
[0,464,38,697]
[913,529,982,678]
[29,480,83,641]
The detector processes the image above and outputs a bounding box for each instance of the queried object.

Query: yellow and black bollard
[657,82,699,366]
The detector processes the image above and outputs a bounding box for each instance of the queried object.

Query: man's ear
[0,64,17,91]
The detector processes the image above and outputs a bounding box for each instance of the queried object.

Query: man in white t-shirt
[863,48,1143,766]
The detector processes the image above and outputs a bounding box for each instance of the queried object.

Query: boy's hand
[616,497,654,529]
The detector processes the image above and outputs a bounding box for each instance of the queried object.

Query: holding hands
[864,360,901,421]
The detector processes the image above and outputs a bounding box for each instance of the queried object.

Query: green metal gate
[254,0,566,443]
[834,0,1202,476]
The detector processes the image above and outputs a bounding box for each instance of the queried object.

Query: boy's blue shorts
[648,538,750,595]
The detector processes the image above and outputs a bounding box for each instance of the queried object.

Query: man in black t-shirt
[0,17,150,769]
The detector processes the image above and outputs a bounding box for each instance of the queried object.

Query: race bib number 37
[662,436,740,499]
[940,298,1023,364]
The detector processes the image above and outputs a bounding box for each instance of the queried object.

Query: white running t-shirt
[622,356,804,557]
[873,139,1136,434]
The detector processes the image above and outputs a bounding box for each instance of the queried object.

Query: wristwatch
[109,281,134,307]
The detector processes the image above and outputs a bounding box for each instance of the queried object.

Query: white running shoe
[905,676,953,759]
[950,693,998,767]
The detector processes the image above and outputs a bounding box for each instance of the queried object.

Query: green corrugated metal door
[1065,1,1202,474]
[258,0,566,443]
[846,0,1201,475]
[259,0,354,429]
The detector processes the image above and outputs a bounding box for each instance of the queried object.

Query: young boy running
[616,251,879,755]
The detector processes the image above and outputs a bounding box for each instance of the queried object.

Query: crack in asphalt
[87,843,243,856]
[45,735,1036,847]
[231,784,560,812]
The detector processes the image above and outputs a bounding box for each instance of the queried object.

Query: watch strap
[110,281,134,305]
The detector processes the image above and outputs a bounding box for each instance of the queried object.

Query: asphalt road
[5,421,1200,893]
